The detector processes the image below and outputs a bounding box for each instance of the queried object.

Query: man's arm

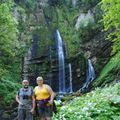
[16,93,23,105]
[31,95,36,114]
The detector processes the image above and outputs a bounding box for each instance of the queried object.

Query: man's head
[22,80,29,89]
[36,76,43,85]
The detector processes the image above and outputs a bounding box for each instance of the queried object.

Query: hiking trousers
[18,108,33,120]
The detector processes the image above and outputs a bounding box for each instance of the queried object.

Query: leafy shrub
[94,52,120,87]
[53,84,120,120]
[0,72,21,105]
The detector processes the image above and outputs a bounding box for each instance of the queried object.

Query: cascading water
[72,0,78,6]
[49,46,52,65]
[55,30,66,93]
[68,63,73,93]
[48,46,52,86]
[80,59,95,93]
[27,48,32,60]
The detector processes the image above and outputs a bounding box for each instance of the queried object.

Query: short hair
[22,79,29,83]
[36,76,43,81]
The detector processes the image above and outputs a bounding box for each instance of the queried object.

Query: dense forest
[0,0,120,119]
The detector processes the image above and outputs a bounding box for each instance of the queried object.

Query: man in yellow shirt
[34,76,55,120]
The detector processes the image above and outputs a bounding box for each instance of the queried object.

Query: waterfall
[86,59,95,83]
[48,46,52,86]
[72,0,77,7]
[55,30,66,93]
[80,59,95,92]
[49,46,52,65]
[26,48,32,60]
[68,63,73,93]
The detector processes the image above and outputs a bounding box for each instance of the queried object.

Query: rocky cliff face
[12,0,112,91]
[81,32,112,75]
[21,0,112,91]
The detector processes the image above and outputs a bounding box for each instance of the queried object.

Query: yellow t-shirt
[34,85,50,100]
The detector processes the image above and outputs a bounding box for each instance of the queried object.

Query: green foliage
[53,7,80,57]
[0,1,19,79]
[101,0,120,55]
[95,0,120,86]
[0,1,18,57]
[49,0,67,7]
[41,0,101,57]
[53,84,120,120]
[0,71,21,105]
[0,63,21,105]
[78,0,101,11]
[55,3,99,56]
[78,22,97,43]
[94,52,120,86]
[15,0,37,12]
[0,0,26,104]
